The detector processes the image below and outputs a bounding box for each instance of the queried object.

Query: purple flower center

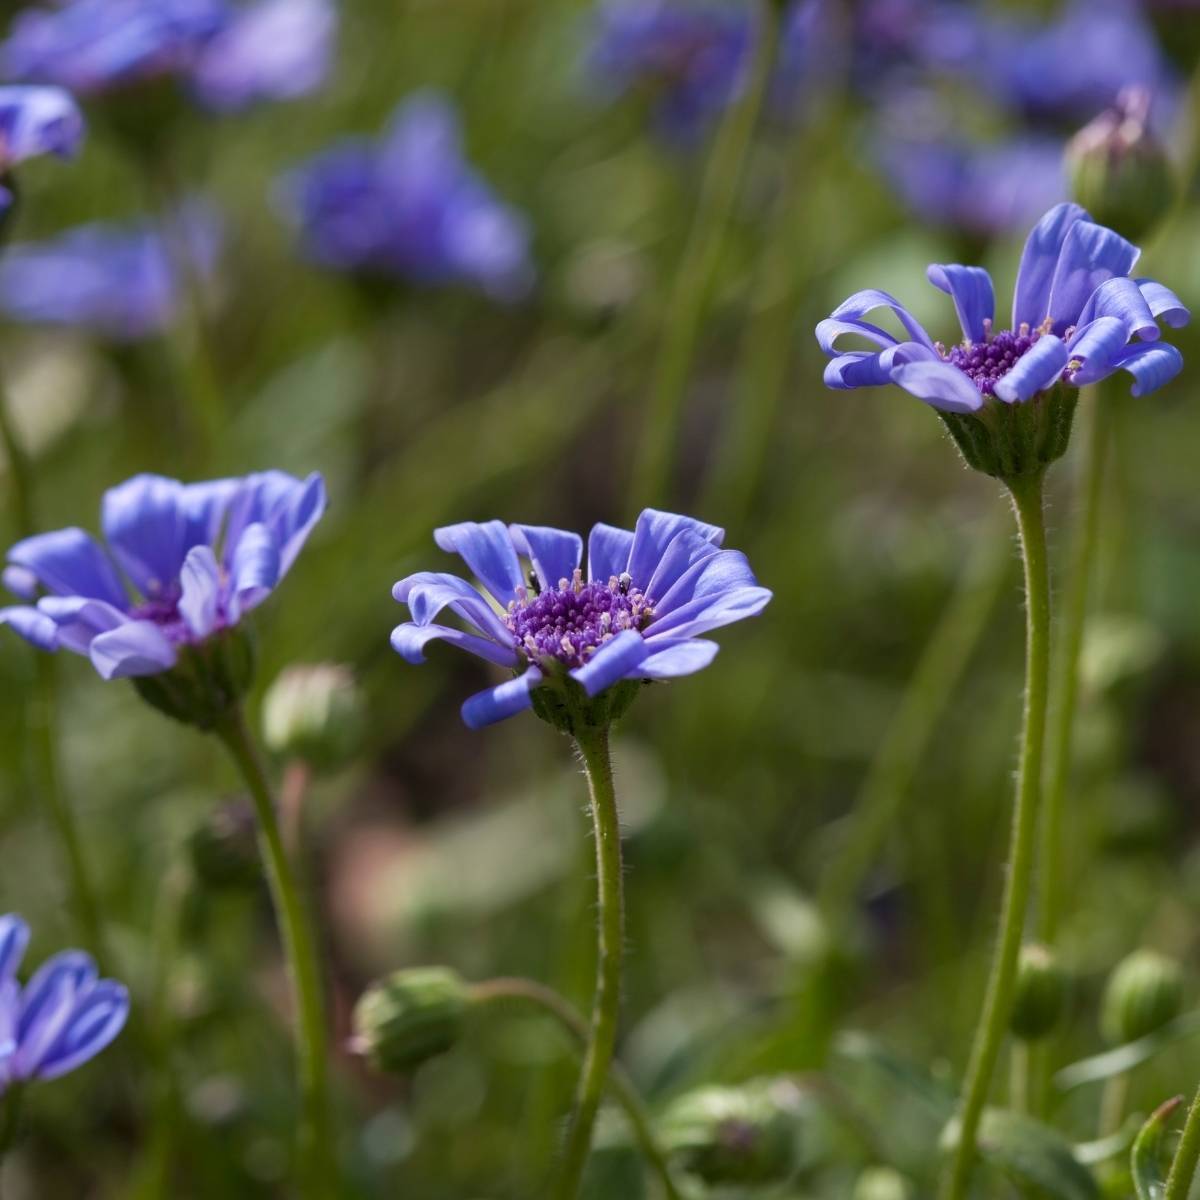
[505,569,654,669]
[945,327,1039,397]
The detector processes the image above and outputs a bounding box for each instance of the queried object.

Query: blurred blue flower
[0,85,83,169]
[0,204,221,340]
[818,203,1190,412]
[279,91,533,300]
[190,0,335,112]
[391,510,772,728]
[0,471,325,679]
[0,914,128,1091]
[1,0,229,95]
[878,136,1066,236]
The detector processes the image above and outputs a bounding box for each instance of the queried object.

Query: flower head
[0,914,128,1093]
[0,470,325,682]
[0,204,221,340]
[277,91,533,300]
[391,509,771,730]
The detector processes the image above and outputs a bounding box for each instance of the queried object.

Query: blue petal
[88,620,178,680]
[434,520,524,606]
[390,621,518,668]
[393,571,512,643]
[34,595,126,655]
[8,528,126,606]
[2,564,37,599]
[0,604,60,651]
[461,665,543,729]
[652,546,761,619]
[0,86,83,167]
[627,510,723,591]
[1075,341,1184,396]
[181,477,242,552]
[1046,220,1139,332]
[272,471,326,576]
[569,629,649,696]
[639,637,719,679]
[826,288,936,350]
[1066,317,1130,376]
[888,361,984,413]
[643,527,723,604]
[1137,278,1190,329]
[13,950,94,1077]
[221,471,325,579]
[587,522,634,583]
[227,523,281,620]
[815,315,901,355]
[1074,277,1159,342]
[1012,202,1089,329]
[648,583,773,641]
[508,524,583,590]
[100,474,187,598]
[0,916,29,989]
[824,351,895,389]
[178,545,222,638]
[995,335,1069,403]
[927,264,995,343]
[34,979,128,1081]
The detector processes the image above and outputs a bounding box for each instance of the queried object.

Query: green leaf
[1131,1096,1184,1200]
[1055,1012,1200,1093]
[943,1108,1101,1200]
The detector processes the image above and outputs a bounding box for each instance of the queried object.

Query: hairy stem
[1165,1085,1200,1200]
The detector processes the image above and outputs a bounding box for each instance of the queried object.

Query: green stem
[472,977,681,1200]
[215,707,333,1199]
[939,472,1052,1200]
[1165,1085,1200,1200]
[818,531,1008,919]
[553,725,625,1200]
[1039,391,1108,946]
[630,0,779,513]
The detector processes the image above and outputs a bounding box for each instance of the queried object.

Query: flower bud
[853,1166,913,1200]
[1067,88,1174,242]
[1101,949,1184,1045]
[351,967,470,1074]
[188,799,260,891]
[1009,943,1067,1042]
[657,1078,802,1186]
[262,663,364,773]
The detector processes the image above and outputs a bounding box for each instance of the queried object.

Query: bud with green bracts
[1010,943,1067,1042]
[853,1166,913,1200]
[656,1078,802,1186]
[1101,949,1184,1046]
[1067,87,1174,243]
[351,967,471,1074]
[262,663,365,773]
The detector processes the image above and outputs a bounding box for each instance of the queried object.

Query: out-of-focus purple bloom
[0,470,325,680]
[879,137,1066,237]
[0,85,82,169]
[391,509,771,729]
[278,91,533,300]
[0,914,128,1092]
[0,204,221,340]
[190,0,335,112]
[1,0,229,95]
[818,202,1190,412]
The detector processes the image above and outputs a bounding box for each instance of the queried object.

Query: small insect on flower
[391,509,771,731]
[0,472,325,724]
[0,915,128,1093]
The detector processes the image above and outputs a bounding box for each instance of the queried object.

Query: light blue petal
[0,917,29,988]
[8,527,126,606]
[1137,278,1190,329]
[0,605,60,651]
[1046,220,1139,332]
[88,621,178,680]
[178,545,222,638]
[434,520,524,606]
[587,522,634,584]
[647,584,773,642]
[35,595,126,655]
[13,950,94,1077]
[3,564,37,599]
[460,665,543,729]
[569,629,649,696]
[639,638,719,680]
[393,571,511,643]
[1074,277,1159,342]
[100,474,187,598]
[390,621,518,668]
[888,361,984,413]
[1012,202,1089,329]
[652,547,762,619]
[815,315,900,355]
[643,527,723,605]
[627,510,723,591]
[1076,341,1183,396]
[227,523,281,621]
[827,288,936,350]
[927,263,995,343]
[1065,317,1129,377]
[995,335,1069,403]
[34,980,128,1081]
[508,524,583,590]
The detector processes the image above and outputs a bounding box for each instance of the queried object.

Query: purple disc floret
[0,470,325,680]
[0,914,128,1093]
[391,509,772,729]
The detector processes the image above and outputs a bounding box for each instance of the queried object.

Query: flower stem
[215,706,334,1199]
[630,0,779,513]
[472,977,681,1200]
[818,530,1008,919]
[939,471,1052,1200]
[554,725,625,1200]
[1039,390,1108,947]
[1164,1085,1200,1200]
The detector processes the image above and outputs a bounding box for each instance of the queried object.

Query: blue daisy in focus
[818,202,1189,414]
[0,470,325,680]
[392,510,771,729]
[278,90,533,300]
[0,915,128,1093]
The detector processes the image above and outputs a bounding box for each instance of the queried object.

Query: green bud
[1101,949,1184,1045]
[351,967,470,1074]
[938,383,1078,481]
[1067,88,1174,243]
[187,799,260,891]
[657,1078,802,1186]
[853,1166,913,1200]
[1010,943,1067,1042]
[131,627,256,730]
[261,663,364,773]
